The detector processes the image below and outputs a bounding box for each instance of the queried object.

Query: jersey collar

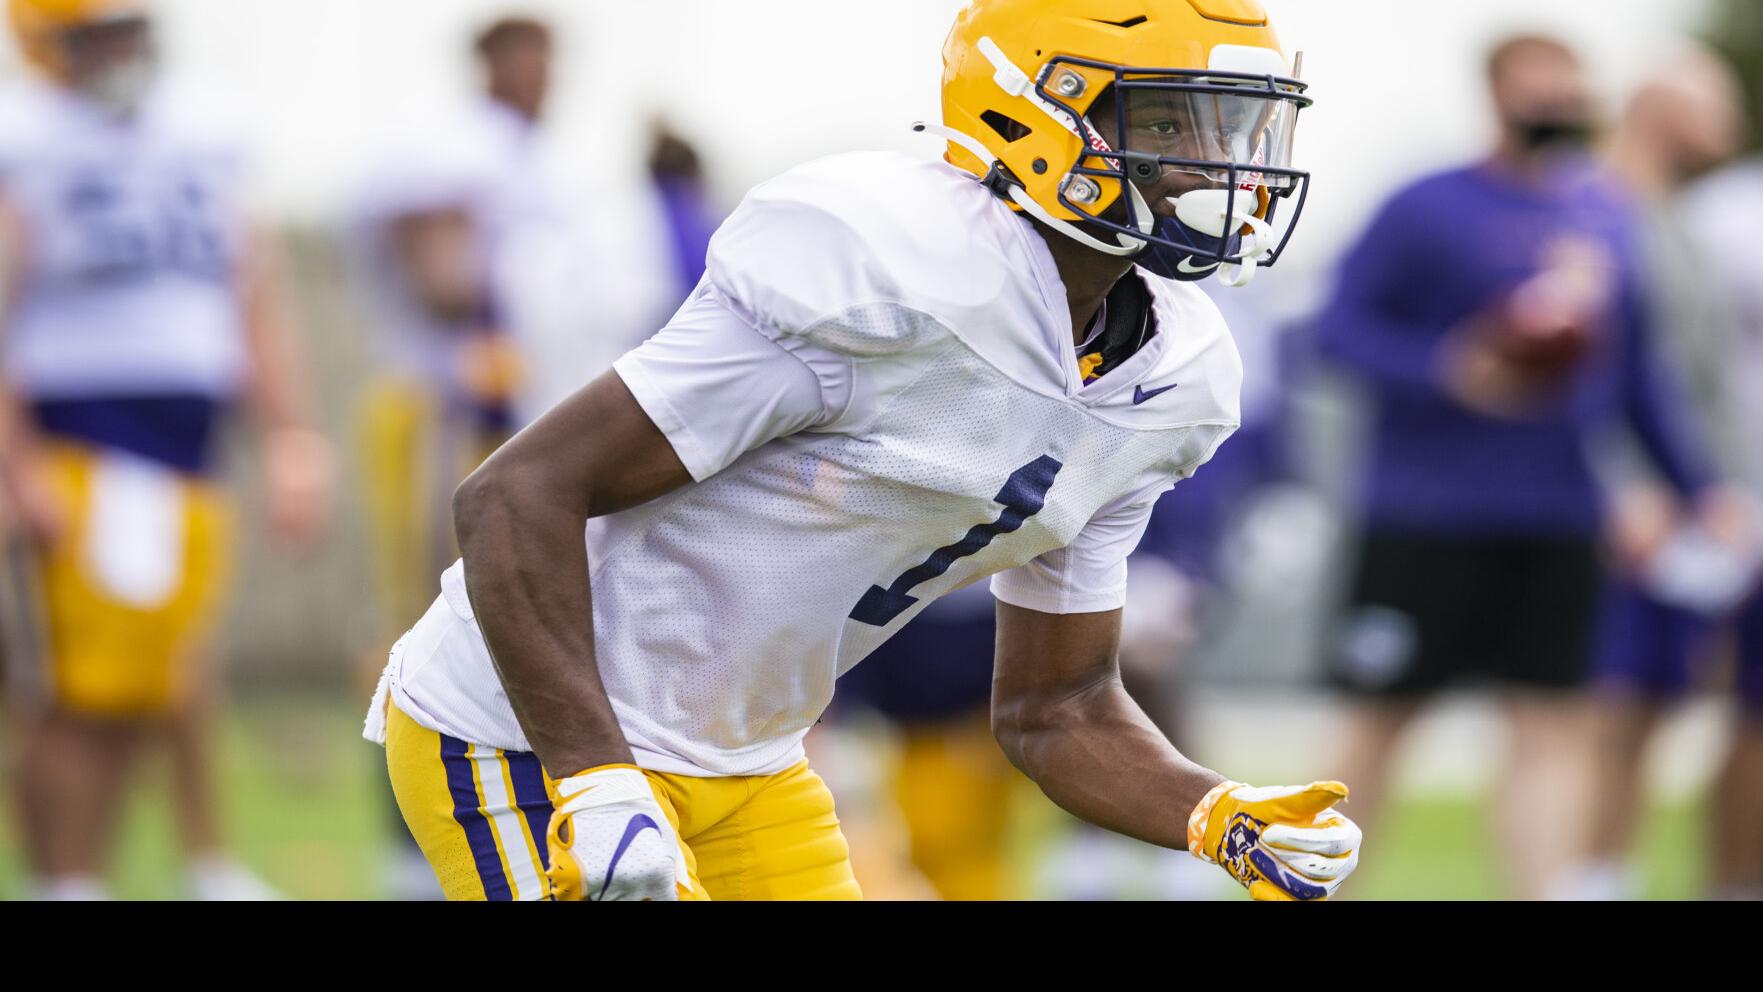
[1012,216,1172,404]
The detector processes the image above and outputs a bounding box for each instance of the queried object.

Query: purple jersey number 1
[849,455,1064,627]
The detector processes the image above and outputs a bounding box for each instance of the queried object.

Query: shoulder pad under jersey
[707,151,1047,357]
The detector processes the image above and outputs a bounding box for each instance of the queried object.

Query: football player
[365,0,1362,902]
[826,581,1025,900]
[0,0,331,899]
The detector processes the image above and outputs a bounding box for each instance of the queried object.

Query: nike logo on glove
[598,813,663,900]
[1134,383,1178,405]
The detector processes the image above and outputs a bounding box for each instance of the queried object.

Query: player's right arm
[451,369,692,777]
[453,368,698,901]
[451,283,843,899]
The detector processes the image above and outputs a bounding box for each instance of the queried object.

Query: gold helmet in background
[9,0,149,80]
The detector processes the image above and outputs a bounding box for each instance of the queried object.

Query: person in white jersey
[367,0,1364,902]
[0,0,331,900]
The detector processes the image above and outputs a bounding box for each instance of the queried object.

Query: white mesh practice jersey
[367,151,1244,776]
[0,79,251,399]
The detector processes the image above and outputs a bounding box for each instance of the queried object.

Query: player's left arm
[990,492,1363,901]
[237,222,334,549]
[992,601,1218,846]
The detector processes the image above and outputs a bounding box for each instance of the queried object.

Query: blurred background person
[0,0,331,900]
[343,13,564,900]
[1571,45,1763,900]
[1676,157,1763,903]
[645,121,722,314]
[824,583,1021,901]
[1313,34,1724,900]
[348,13,557,677]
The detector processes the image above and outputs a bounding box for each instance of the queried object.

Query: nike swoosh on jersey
[1134,383,1179,405]
[598,813,664,900]
[1177,258,1221,275]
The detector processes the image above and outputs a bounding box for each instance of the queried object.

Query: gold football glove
[1187,780,1362,901]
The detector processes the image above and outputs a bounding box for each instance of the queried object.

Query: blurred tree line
[1708,0,1763,146]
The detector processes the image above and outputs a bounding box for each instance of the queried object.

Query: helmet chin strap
[916,121,1282,287]
[914,121,1145,257]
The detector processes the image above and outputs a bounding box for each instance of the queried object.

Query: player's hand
[1697,484,1761,558]
[546,766,686,902]
[1437,326,1554,419]
[1439,250,1610,420]
[1607,483,1680,572]
[0,453,67,547]
[1188,780,1362,901]
[262,427,334,552]
[1438,298,1589,419]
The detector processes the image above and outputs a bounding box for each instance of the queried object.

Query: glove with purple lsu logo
[1187,780,1362,901]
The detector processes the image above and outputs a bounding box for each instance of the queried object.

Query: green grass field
[0,695,1709,901]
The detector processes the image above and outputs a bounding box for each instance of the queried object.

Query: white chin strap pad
[1173,188,1273,250]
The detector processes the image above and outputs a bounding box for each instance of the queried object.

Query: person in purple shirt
[647,125,722,307]
[1313,35,1729,900]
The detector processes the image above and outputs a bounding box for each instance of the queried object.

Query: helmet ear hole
[980,110,1031,143]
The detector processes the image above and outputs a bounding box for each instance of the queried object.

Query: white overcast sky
[0,0,1722,270]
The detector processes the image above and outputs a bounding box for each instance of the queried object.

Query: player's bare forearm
[455,488,630,775]
[239,226,317,435]
[0,201,48,533]
[992,602,1225,850]
[453,371,694,778]
[237,225,337,548]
